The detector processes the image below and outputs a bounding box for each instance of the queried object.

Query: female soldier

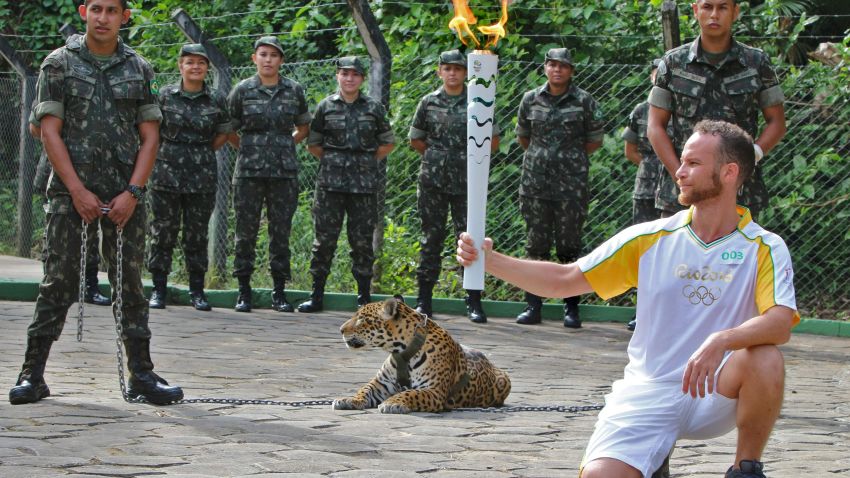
[227,36,311,313]
[147,43,231,311]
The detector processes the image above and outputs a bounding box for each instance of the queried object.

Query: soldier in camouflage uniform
[298,56,395,313]
[648,0,786,219]
[227,36,311,313]
[514,48,604,329]
[409,50,501,323]
[30,105,111,307]
[9,0,182,406]
[146,44,231,312]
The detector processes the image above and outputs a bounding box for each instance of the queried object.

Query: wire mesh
[0,55,847,318]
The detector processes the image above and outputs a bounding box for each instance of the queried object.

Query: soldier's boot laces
[297,282,324,313]
[148,272,167,310]
[516,293,542,325]
[725,460,767,478]
[84,275,111,306]
[466,290,487,324]
[415,280,434,318]
[563,296,582,329]
[356,278,371,308]
[124,338,183,405]
[189,272,211,311]
[9,336,53,405]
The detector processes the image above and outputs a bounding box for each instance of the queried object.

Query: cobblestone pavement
[1,300,848,477]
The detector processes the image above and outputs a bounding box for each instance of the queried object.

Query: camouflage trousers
[30,195,150,340]
[633,198,662,225]
[416,187,466,284]
[519,195,586,263]
[38,200,102,278]
[309,189,377,282]
[146,190,215,275]
[232,177,299,280]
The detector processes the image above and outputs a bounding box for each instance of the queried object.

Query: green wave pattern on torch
[470,115,494,127]
[471,97,494,107]
[469,77,495,88]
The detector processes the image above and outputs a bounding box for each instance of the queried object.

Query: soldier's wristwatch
[126,184,146,200]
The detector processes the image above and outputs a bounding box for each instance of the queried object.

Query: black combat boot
[356,277,372,308]
[234,275,252,313]
[297,279,325,313]
[188,271,211,311]
[84,268,111,306]
[271,276,294,312]
[516,292,543,325]
[123,338,183,405]
[9,336,54,405]
[627,316,637,331]
[466,289,487,324]
[415,280,434,318]
[148,271,167,309]
[563,296,582,328]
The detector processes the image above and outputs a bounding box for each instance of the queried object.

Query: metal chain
[112,228,142,403]
[77,219,88,342]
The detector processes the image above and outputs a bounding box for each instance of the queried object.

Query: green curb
[1,278,847,338]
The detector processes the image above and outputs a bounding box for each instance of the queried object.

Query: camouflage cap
[439,49,466,67]
[253,36,285,56]
[337,56,366,75]
[179,43,209,62]
[544,47,573,66]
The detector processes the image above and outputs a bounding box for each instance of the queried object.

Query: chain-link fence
[1,54,847,318]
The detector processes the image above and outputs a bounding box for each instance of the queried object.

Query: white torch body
[463,51,497,291]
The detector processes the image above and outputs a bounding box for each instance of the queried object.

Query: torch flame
[449,0,480,48]
[477,0,509,49]
[449,0,510,50]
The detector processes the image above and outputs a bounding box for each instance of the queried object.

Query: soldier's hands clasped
[71,188,107,224]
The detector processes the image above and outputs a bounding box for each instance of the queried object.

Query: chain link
[77,219,88,342]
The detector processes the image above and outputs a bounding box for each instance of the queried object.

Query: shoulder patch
[593,107,604,121]
[149,79,160,95]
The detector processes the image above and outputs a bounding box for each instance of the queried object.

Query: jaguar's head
[339,295,426,353]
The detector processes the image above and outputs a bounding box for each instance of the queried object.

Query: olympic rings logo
[682,285,721,306]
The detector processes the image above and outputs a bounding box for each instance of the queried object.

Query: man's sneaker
[725,460,766,478]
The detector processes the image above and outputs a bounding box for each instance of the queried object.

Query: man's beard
[678,170,723,206]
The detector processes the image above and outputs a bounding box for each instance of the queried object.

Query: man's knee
[581,458,642,478]
[744,345,785,383]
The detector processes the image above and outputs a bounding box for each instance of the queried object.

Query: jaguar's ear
[392,294,405,303]
[382,296,403,320]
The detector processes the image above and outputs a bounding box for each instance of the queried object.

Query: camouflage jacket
[228,74,311,180]
[515,82,604,201]
[150,83,231,193]
[409,86,501,195]
[622,101,671,200]
[33,34,162,201]
[308,92,395,194]
[649,37,784,153]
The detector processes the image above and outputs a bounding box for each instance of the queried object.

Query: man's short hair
[693,120,754,185]
[85,0,130,9]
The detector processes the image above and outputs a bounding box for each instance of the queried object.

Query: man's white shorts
[581,359,737,477]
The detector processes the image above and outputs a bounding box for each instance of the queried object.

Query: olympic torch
[449,0,509,290]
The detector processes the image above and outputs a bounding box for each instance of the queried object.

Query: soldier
[409,50,501,323]
[30,105,110,307]
[9,0,183,405]
[297,56,395,313]
[513,47,604,328]
[648,0,786,220]
[146,44,231,311]
[227,36,311,313]
[621,59,670,333]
